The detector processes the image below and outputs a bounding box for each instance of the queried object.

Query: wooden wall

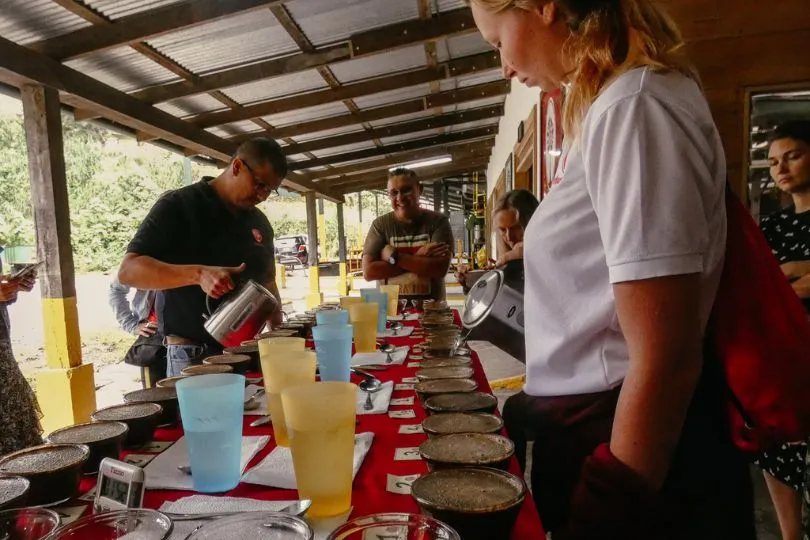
[658,0,810,195]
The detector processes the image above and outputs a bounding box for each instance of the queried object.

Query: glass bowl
[45,509,172,540]
[185,511,312,539]
[326,513,460,540]
[0,507,60,540]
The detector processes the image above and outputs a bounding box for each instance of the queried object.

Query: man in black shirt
[119,138,286,376]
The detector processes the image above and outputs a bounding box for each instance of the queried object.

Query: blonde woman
[466,0,755,538]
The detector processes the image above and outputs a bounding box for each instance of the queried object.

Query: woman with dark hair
[455,189,538,290]
[753,120,810,540]
[0,248,42,456]
[466,0,755,537]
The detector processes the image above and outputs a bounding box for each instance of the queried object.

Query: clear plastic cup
[348,302,379,353]
[379,285,400,317]
[312,324,353,382]
[315,309,349,326]
[258,348,316,447]
[281,382,357,518]
[360,290,387,333]
[175,374,245,492]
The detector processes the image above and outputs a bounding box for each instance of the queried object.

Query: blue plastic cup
[315,309,349,326]
[360,290,388,333]
[312,324,353,382]
[175,373,245,492]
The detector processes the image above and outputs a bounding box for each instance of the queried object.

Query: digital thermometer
[94,458,145,513]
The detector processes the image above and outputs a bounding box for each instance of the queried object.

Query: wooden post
[337,202,349,296]
[21,85,95,432]
[442,183,450,215]
[305,192,322,308]
[433,181,441,212]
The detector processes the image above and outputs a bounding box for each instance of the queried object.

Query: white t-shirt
[523,67,727,397]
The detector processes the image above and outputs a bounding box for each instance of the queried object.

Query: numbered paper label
[139,441,173,453]
[398,424,424,434]
[52,506,87,526]
[394,447,422,461]
[389,409,416,419]
[390,396,414,406]
[406,362,421,368]
[409,354,423,360]
[124,453,156,467]
[401,376,418,383]
[386,473,421,495]
[394,383,414,391]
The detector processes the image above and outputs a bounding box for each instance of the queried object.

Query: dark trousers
[503,363,756,538]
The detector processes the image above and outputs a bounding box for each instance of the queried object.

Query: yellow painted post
[22,85,95,432]
[275,263,286,289]
[305,192,323,308]
[456,239,463,266]
[336,202,349,296]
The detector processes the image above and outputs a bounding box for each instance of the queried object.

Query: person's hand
[136,321,157,337]
[381,245,396,262]
[198,263,246,298]
[14,274,36,292]
[454,264,470,285]
[0,279,19,303]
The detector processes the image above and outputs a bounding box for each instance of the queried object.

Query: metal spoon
[249,414,272,428]
[379,342,397,364]
[244,388,265,410]
[358,376,382,411]
[167,499,312,522]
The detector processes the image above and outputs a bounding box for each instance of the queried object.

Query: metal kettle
[204,280,279,347]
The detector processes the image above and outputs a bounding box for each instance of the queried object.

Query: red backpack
[709,186,810,452]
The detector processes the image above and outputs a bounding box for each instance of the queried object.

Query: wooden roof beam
[284,104,503,156]
[30,0,280,61]
[128,8,476,104]
[189,51,501,128]
[0,36,344,203]
[326,158,490,191]
[288,141,494,184]
[230,79,509,143]
[337,162,489,194]
[288,126,496,171]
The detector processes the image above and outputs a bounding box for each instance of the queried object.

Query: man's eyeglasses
[388,185,417,198]
[242,160,279,196]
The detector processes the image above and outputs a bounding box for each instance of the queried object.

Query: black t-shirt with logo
[760,206,810,312]
[127,178,275,345]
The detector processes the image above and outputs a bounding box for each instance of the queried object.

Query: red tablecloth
[77,313,545,538]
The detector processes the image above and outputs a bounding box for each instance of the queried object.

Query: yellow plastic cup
[348,302,379,353]
[339,296,364,309]
[258,343,315,447]
[281,381,357,517]
[379,284,400,317]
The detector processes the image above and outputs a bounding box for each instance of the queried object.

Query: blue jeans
[166,344,203,377]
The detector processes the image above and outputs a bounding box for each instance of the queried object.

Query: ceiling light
[389,156,452,171]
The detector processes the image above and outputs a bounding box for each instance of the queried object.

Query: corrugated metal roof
[147,10,301,76]
[156,94,227,117]
[261,101,351,127]
[436,33,491,62]
[446,117,500,133]
[369,110,436,128]
[353,83,432,109]
[309,139,378,158]
[436,0,468,12]
[84,0,186,20]
[439,68,503,92]
[381,128,442,145]
[285,0,420,47]
[221,69,328,106]
[0,0,91,45]
[330,45,426,84]
[291,125,367,143]
[64,47,181,93]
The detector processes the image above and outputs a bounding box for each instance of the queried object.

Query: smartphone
[9,261,42,280]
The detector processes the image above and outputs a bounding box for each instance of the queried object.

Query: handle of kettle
[203,294,214,320]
